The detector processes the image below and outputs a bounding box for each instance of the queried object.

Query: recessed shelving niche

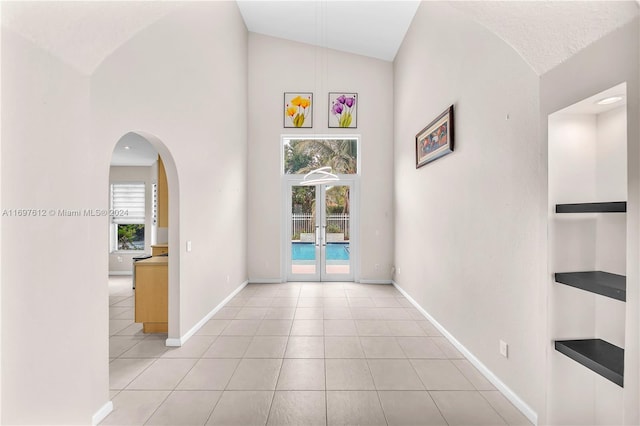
[547,82,628,422]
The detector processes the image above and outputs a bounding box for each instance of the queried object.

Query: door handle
[315,225,320,247]
[322,225,327,247]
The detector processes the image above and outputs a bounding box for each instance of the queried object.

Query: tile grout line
[264,295,298,426]
[203,390,224,426]
[199,320,240,425]
[113,356,159,393]
[477,390,516,426]
[141,387,174,425]
[363,356,390,425]
[109,282,499,424]
[425,389,451,426]
[324,335,328,426]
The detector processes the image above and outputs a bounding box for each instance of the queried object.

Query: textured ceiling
[450,1,639,75]
[1,1,638,76]
[236,0,421,61]
[1,1,182,75]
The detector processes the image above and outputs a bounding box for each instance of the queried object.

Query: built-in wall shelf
[555,339,624,387]
[555,271,626,302]
[555,201,626,213]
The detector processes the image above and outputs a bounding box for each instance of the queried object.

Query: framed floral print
[284,92,313,128]
[329,93,357,128]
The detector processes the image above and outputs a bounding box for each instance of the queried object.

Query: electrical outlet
[499,340,508,358]
[375,264,380,271]
[117,256,123,263]
[226,275,230,283]
[186,240,192,252]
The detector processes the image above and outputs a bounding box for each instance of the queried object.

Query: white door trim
[282,176,359,282]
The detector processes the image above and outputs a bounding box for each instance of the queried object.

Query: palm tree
[297,139,355,216]
[285,139,356,235]
[286,139,357,175]
[284,140,314,174]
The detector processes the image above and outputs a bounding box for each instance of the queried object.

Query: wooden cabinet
[157,156,168,228]
[151,243,168,256]
[134,256,168,333]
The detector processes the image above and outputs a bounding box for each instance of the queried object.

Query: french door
[285,180,355,281]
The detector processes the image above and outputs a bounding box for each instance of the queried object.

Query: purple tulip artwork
[329,93,358,128]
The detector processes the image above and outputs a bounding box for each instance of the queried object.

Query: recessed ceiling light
[124,146,131,150]
[596,96,623,105]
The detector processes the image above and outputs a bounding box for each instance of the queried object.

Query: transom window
[283,137,359,175]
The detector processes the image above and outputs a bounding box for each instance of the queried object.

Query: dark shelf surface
[555,271,626,301]
[555,339,624,387]
[556,201,626,213]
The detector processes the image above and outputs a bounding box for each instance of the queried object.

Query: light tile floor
[104,278,532,425]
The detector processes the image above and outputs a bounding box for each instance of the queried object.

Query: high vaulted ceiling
[1,1,638,76]
[236,0,420,62]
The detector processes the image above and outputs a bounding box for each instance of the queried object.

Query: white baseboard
[108,271,132,276]
[248,278,283,284]
[92,401,113,425]
[359,279,393,284]
[166,280,249,347]
[392,281,538,426]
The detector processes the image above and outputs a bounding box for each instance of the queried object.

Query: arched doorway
[107,131,181,398]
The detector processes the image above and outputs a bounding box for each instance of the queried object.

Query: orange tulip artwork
[284,92,313,128]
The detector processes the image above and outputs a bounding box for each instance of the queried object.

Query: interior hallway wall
[247,33,394,283]
[393,1,544,420]
[92,2,248,338]
[2,1,249,423]
[1,28,99,424]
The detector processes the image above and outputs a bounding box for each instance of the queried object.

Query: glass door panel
[289,185,320,280]
[322,184,352,280]
[287,182,354,282]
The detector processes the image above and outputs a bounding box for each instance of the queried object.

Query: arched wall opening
[108,131,181,342]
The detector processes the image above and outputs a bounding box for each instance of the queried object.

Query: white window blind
[111,183,145,224]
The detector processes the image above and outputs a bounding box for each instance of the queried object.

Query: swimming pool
[292,242,350,261]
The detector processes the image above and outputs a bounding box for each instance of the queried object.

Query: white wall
[541,19,640,425]
[393,1,544,420]
[594,106,628,426]
[1,1,248,423]
[108,165,155,274]
[1,28,104,424]
[247,33,394,283]
[92,2,248,339]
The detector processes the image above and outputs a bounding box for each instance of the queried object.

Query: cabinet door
[134,264,168,323]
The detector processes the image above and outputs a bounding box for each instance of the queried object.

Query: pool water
[292,243,350,261]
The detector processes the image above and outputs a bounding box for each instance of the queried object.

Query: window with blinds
[111,182,145,251]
